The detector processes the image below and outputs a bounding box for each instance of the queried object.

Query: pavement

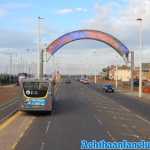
[11,80,150,150]
[119,90,150,105]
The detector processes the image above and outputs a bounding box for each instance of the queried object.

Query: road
[0,97,19,123]
[14,80,150,150]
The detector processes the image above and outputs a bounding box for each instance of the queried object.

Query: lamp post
[115,65,118,89]
[38,16,44,79]
[91,50,97,84]
[136,18,143,98]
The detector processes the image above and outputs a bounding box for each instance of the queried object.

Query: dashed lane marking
[106,131,115,140]
[40,142,45,150]
[45,121,51,134]
[94,115,103,125]
[135,114,150,125]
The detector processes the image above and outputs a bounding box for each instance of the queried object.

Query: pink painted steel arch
[47,30,129,61]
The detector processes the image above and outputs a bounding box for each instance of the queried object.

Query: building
[115,65,131,82]
[102,63,150,82]
[102,65,131,82]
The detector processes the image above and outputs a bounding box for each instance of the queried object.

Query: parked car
[102,84,114,93]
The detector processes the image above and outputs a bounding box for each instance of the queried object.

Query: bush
[0,74,17,85]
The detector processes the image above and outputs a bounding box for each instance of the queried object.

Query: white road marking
[97,93,131,113]
[120,105,131,113]
[94,115,103,125]
[112,115,117,120]
[45,121,51,134]
[97,109,102,112]
[135,114,150,125]
[121,124,128,128]
[40,142,45,150]
[0,100,18,111]
[106,131,115,140]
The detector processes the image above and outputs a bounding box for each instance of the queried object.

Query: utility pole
[38,16,44,79]
[130,51,134,92]
[94,69,97,84]
[136,18,143,98]
[115,65,118,89]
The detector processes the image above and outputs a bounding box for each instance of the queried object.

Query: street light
[115,65,118,89]
[37,16,44,79]
[136,18,143,98]
[90,50,97,83]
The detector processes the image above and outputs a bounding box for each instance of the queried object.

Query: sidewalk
[118,88,150,105]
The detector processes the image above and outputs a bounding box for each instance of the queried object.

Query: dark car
[102,84,114,93]
[65,78,71,84]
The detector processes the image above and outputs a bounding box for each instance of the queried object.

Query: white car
[80,78,89,84]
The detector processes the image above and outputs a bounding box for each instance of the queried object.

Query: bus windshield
[23,82,49,98]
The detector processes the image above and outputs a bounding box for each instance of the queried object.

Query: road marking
[106,131,115,140]
[121,124,128,128]
[135,114,150,125]
[0,109,17,123]
[97,109,102,112]
[120,105,131,113]
[45,121,51,134]
[94,115,103,125]
[11,118,34,150]
[112,115,117,120]
[131,125,136,129]
[122,133,140,139]
[40,142,45,150]
[96,93,132,114]
[0,99,18,111]
[0,111,22,131]
[0,96,19,107]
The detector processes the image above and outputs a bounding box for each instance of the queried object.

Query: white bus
[20,79,54,113]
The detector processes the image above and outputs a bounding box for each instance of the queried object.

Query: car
[65,78,71,84]
[80,78,89,84]
[102,84,114,93]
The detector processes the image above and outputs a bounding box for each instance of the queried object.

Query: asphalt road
[0,97,19,123]
[15,80,150,150]
[88,83,150,121]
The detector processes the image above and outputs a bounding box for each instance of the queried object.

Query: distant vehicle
[102,84,114,93]
[65,78,71,84]
[133,79,139,87]
[80,77,89,84]
[16,73,27,86]
[20,79,54,113]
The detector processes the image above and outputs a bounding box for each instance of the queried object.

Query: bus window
[23,82,49,98]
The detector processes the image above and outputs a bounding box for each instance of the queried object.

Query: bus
[20,79,54,113]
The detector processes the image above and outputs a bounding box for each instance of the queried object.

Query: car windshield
[107,85,112,88]
[23,82,49,97]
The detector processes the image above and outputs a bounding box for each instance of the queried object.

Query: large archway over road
[46,30,130,62]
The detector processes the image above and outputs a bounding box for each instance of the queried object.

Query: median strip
[0,111,22,131]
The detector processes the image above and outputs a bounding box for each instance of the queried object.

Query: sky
[0,0,150,74]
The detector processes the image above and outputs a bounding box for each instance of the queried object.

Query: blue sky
[0,0,150,74]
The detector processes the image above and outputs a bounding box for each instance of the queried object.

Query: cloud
[0,8,8,17]
[57,7,87,15]
[82,0,150,49]
[0,29,35,49]
[0,2,31,17]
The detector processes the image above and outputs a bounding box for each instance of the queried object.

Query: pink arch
[47,30,129,61]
